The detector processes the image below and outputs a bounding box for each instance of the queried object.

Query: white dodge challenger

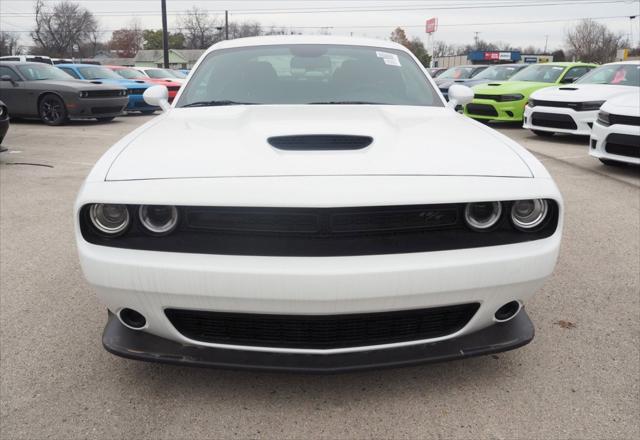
[75,36,563,372]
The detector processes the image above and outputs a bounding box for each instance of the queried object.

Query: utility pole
[161,0,169,68]
[473,31,480,49]
[225,10,229,40]
[544,35,549,53]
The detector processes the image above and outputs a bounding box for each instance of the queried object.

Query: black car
[0,99,8,146]
[0,62,129,125]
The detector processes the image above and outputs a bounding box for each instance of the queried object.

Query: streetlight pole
[225,10,229,40]
[161,0,169,68]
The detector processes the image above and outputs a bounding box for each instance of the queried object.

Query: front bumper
[103,309,535,373]
[126,94,158,112]
[464,99,527,122]
[523,106,596,135]
[70,96,128,119]
[589,120,640,165]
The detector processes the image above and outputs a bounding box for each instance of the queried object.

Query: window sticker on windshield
[376,51,401,67]
[552,66,563,70]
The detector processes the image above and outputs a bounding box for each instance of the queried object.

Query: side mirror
[143,85,170,111]
[560,77,575,84]
[1,75,16,85]
[447,84,474,109]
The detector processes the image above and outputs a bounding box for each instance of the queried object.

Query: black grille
[165,303,480,349]
[473,94,500,101]
[466,103,498,117]
[531,112,578,129]
[91,106,124,114]
[85,90,124,98]
[79,202,560,257]
[604,134,640,158]
[609,113,640,126]
[267,135,373,151]
[127,88,145,95]
[530,99,582,110]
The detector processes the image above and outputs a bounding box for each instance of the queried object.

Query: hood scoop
[559,87,578,91]
[267,135,373,151]
[89,80,103,84]
[487,83,502,86]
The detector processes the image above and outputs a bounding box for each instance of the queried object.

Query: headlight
[89,204,130,235]
[597,110,610,126]
[500,94,524,102]
[526,99,536,108]
[511,199,548,230]
[0,106,5,117]
[580,101,605,111]
[464,202,502,231]
[139,205,178,235]
[79,91,88,98]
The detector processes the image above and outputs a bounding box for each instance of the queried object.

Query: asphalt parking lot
[1,115,638,439]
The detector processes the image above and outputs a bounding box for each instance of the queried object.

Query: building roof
[134,49,205,63]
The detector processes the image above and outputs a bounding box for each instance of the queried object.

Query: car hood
[105,105,532,181]
[36,80,125,90]
[601,90,640,116]
[472,81,554,95]
[531,83,639,102]
[87,78,148,88]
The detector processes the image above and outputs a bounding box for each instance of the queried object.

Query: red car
[106,66,182,102]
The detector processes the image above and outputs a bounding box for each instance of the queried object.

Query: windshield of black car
[438,67,475,80]
[509,64,566,83]
[17,64,74,81]
[176,44,441,107]
[78,66,122,80]
[115,68,146,79]
[576,64,640,87]
[473,65,523,81]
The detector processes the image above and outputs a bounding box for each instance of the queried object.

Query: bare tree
[109,21,144,57]
[228,21,263,39]
[179,7,219,49]
[565,19,627,63]
[31,0,99,57]
[0,32,23,56]
[432,40,457,58]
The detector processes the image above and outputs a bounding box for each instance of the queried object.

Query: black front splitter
[102,311,534,374]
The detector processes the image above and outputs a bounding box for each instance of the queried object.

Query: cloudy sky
[2,0,639,51]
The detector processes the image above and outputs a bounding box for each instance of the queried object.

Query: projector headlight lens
[464,202,502,231]
[511,199,548,230]
[89,204,130,235]
[139,205,178,235]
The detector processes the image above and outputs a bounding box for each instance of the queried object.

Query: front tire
[532,130,554,137]
[38,94,68,126]
[96,116,115,122]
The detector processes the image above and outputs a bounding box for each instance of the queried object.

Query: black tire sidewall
[39,94,68,126]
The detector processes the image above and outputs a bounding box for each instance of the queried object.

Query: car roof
[56,63,102,68]
[602,60,640,65]
[204,35,411,55]
[0,61,51,66]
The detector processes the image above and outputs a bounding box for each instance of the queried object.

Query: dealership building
[433,50,553,68]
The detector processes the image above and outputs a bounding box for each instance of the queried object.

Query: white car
[132,67,185,84]
[524,61,639,136]
[75,36,563,372]
[589,91,640,166]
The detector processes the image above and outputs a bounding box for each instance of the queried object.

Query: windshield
[576,64,640,87]
[17,64,74,81]
[474,65,524,81]
[171,70,187,78]
[115,68,146,79]
[438,66,475,80]
[146,68,175,78]
[78,66,122,80]
[177,44,441,107]
[509,64,566,83]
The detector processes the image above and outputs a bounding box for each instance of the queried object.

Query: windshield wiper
[181,100,259,107]
[309,101,387,105]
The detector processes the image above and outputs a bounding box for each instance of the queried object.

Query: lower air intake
[165,303,480,349]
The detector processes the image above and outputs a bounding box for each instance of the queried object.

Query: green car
[464,62,597,122]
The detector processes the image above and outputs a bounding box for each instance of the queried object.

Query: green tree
[142,29,185,50]
[390,27,431,67]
